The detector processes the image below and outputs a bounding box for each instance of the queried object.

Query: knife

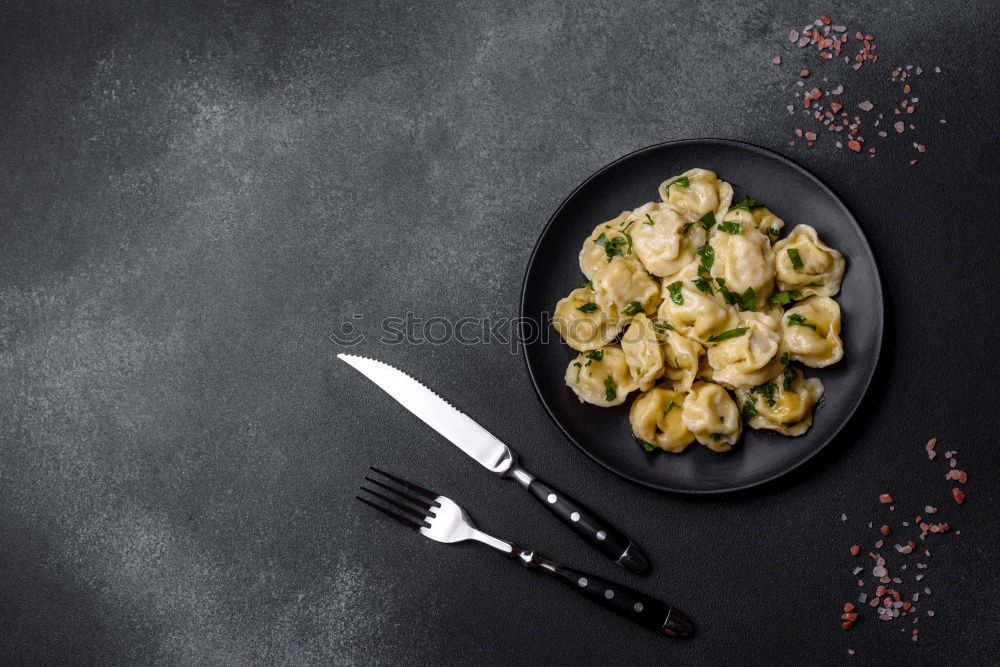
[338,353,650,575]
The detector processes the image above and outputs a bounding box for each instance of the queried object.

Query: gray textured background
[2,1,998,664]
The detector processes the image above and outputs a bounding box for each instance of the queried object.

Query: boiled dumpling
[721,204,784,243]
[629,202,707,277]
[659,168,727,219]
[681,381,742,451]
[657,279,738,344]
[564,346,638,407]
[580,211,633,280]
[773,224,845,297]
[706,311,782,389]
[592,255,661,318]
[629,387,695,453]
[735,366,824,436]
[710,223,776,309]
[620,314,665,391]
[553,286,622,352]
[779,295,843,368]
[660,329,703,391]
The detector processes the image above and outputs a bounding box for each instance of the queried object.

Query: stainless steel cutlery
[338,353,650,574]
[358,467,694,638]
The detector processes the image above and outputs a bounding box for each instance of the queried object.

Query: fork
[357,467,695,638]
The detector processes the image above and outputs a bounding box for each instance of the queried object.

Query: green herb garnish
[768,290,801,306]
[585,349,604,363]
[780,352,789,365]
[710,433,722,441]
[622,301,644,316]
[732,195,762,210]
[787,313,816,330]
[767,227,780,239]
[644,214,655,226]
[654,319,674,334]
[787,248,804,270]
[663,400,680,416]
[740,287,756,311]
[572,361,582,383]
[603,377,617,402]
[693,277,714,294]
[803,281,823,287]
[696,244,714,276]
[666,281,684,305]
[741,397,758,421]
[718,221,743,235]
[636,436,657,453]
[782,365,797,391]
[594,232,627,260]
[695,211,716,232]
[577,302,598,313]
[752,380,777,406]
[665,176,690,192]
[707,327,749,343]
[581,280,593,289]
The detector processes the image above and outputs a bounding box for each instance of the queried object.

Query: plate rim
[518,137,884,495]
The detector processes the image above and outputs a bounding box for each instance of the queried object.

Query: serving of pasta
[553,167,846,454]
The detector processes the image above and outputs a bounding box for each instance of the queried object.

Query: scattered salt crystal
[873,565,887,577]
[924,588,931,595]
[934,66,941,73]
[789,29,799,42]
[927,610,935,617]
[940,118,947,124]
[913,593,920,601]
[859,593,867,603]
[835,141,843,149]
[915,574,924,581]
[858,100,874,111]
[841,513,847,521]
[772,56,782,64]
[853,566,863,575]
[894,121,905,133]
[916,67,923,74]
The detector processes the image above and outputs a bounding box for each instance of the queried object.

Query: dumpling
[592,255,661,318]
[553,286,622,352]
[620,314,664,391]
[660,329,703,390]
[721,203,785,243]
[779,295,844,368]
[656,278,737,344]
[629,202,707,277]
[659,168,728,219]
[580,211,633,280]
[681,381,742,452]
[773,224,845,297]
[735,366,824,436]
[629,387,695,453]
[564,346,638,407]
[706,311,783,389]
[710,224,775,308]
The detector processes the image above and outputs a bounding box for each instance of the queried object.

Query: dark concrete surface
[1,1,998,664]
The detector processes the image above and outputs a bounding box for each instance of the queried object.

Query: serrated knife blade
[338,352,651,575]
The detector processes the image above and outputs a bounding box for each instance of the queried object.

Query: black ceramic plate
[520,139,883,494]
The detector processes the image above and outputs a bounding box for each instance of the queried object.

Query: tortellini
[735,366,824,436]
[564,346,638,407]
[629,388,695,453]
[620,314,665,391]
[553,168,847,454]
[656,279,737,344]
[629,202,707,277]
[592,255,661,318]
[706,311,782,389]
[660,329,703,391]
[779,295,844,368]
[773,224,845,297]
[709,225,775,308]
[722,204,785,242]
[659,168,732,220]
[553,287,622,352]
[580,211,633,280]
[682,381,742,452]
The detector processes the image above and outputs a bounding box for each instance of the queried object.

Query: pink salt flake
[789,29,800,43]
[858,100,874,111]
[772,56,782,64]
[894,121,905,133]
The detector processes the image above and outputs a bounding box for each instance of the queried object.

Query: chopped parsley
[740,287,756,311]
[594,232,628,260]
[622,301,644,316]
[585,349,604,364]
[577,302,599,313]
[665,176,690,192]
[787,248,804,270]
[716,278,740,306]
[581,280,593,289]
[635,434,657,453]
[752,380,777,406]
[710,433,722,441]
[695,211,716,232]
[780,352,789,365]
[787,313,817,330]
[741,397,758,421]
[572,361,582,383]
[767,227,780,239]
[654,319,674,334]
[666,281,684,305]
[768,290,801,306]
[732,195,762,210]
[663,400,680,416]
[718,221,743,235]
[696,244,714,276]
[707,327,749,343]
[693,277,714,294]
[644,213,655,226]
[782,365,797,391]
[603,377,617,402]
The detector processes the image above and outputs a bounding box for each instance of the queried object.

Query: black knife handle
[524,475,650,575]
[509,549,693,637]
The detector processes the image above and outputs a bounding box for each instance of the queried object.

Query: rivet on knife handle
[506,465,650,575]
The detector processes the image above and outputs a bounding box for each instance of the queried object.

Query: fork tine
[356,496,421,530]
[360,486,431,524]
[369,466,439,501]
[363,476,435,511]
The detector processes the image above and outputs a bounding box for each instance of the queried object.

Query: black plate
[520,139,883,494]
